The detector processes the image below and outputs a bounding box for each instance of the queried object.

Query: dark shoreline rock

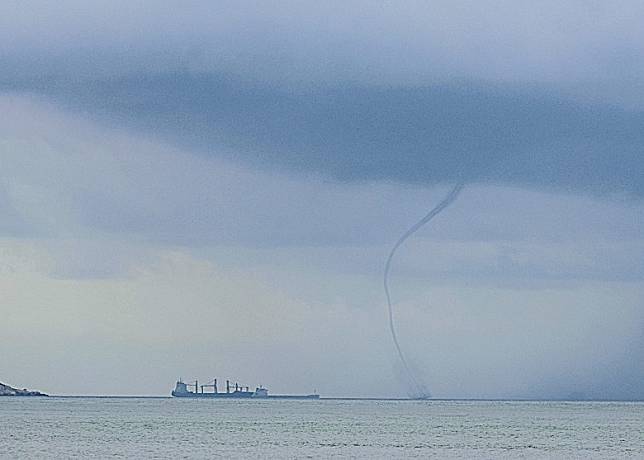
[0,381,48,397]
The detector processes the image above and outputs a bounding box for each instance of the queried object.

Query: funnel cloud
[384,184,464,398]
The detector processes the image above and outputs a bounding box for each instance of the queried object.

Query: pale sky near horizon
[1,1,644,398]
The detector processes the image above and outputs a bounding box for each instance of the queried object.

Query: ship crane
[200,379,218,394]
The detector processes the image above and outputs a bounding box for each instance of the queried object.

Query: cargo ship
[171,378,319,399]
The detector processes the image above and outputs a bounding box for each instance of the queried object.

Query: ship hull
[172,391,253,398]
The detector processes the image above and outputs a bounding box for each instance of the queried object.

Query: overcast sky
[1,1,643,399]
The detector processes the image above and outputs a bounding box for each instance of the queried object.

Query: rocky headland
[0,381,47,396]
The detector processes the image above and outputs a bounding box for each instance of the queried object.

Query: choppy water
[1,397,643,458]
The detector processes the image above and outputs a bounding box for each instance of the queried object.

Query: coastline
[0,382,47,397]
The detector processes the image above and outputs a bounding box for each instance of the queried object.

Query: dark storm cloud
[7,73,644,196]
[3,1,644,195]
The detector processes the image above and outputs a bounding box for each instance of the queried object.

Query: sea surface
[1,397,643,458]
